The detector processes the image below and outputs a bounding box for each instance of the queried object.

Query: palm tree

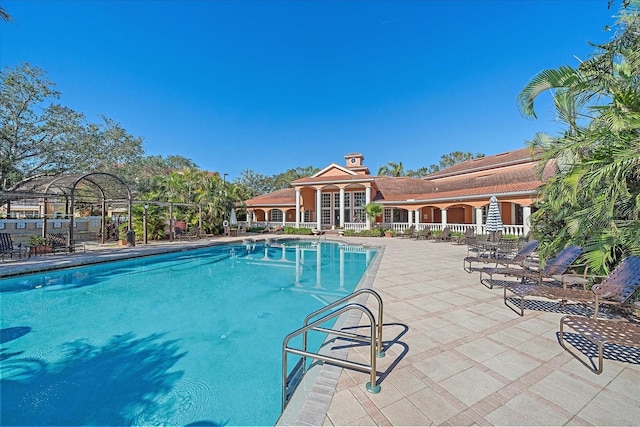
[0,7,12,22]
[364,202,383,230]
[377,161,404,177]
[517,1,640,273]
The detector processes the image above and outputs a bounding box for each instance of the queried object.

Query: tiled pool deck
[2,235,639,426]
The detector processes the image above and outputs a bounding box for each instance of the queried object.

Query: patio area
[2,235,638,426]
[284,236,640,426]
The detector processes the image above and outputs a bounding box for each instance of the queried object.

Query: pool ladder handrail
[281,289,385,410]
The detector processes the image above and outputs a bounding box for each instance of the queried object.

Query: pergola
[2,172,206,249]
[2,172,133,246]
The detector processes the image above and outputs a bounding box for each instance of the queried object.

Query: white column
[522,205,532,237]
[475,207,483,235]
[415,210,420,225]
[408,209,413,226]
[295,189,300,228]
[441,208,448,225]
[316,188,322,230]
[339,187,345,228]
[365,186,371,229]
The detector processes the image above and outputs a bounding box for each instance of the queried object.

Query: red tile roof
[245,148,554,207]
[425,147,539,179]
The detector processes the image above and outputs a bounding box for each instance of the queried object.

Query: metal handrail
[282,303,381,410]
[303,288,384,358]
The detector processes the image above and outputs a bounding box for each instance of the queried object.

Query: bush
[501,234,519,241]
[283,226,313,235]
[28,235,48,246]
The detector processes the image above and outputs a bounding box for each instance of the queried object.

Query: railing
[282,289,385,409]
[378,222,526,237]
[251,221,527,236]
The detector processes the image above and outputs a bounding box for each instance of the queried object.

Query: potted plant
[384,229,395,238]
[28,234,50,254]
[118,224,129,246]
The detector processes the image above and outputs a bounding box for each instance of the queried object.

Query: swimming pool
[0,240,378,426]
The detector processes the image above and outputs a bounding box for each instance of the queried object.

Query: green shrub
[28,235,48,246]
[283,226,313,235]
[501,234,519,241]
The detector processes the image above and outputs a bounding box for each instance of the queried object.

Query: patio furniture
[224,226,238,237]
[452,227,475,245]
[431,227,451,243]
[46,233,83,253]
[1,232,27,261]
[559,315,640,374]
[480,245,582,289]
[464,239,539,274]
[399,225,416,239]
[503,255,640,317]
[413,227,432,240]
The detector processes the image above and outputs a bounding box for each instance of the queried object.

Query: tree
[363,202,383,229]
[377,161,405,177]
[0,6,11,22]
[119,154,197,194]
[0,63,144,190]
[236,166,319,197]
[401,152,484,178]
[518,0,640,273]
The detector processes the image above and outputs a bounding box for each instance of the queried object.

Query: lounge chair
[464,239,539,273]
[503,255,640,317]
[176,227,199,240]
[413,227,432,240]
[1,233,26,261]
[431,227,451,243]
[480,245,582,289]
[224,226,238,237]
[46,233,82,253]
[452,227,475,245]
[559,315,640,374]
[399,225,416,239]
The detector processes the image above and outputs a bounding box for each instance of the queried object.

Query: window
[343,192,351,222]
[321,193,331,225]
[353,191,366,223]
[270,209,283,222]
[384,208,393,223]
[334,192,341,225]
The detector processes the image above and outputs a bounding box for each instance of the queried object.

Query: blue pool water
[0,240,377,426]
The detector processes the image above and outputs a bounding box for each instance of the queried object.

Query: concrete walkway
[317,237,639,426]
[2,235,638,425]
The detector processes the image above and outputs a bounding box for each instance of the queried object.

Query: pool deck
[2,235,639,426]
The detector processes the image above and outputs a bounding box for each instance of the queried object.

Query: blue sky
[1,1,618,179]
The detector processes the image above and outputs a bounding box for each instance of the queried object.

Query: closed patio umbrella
[485,196,503,241]
[230,208,238,226]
